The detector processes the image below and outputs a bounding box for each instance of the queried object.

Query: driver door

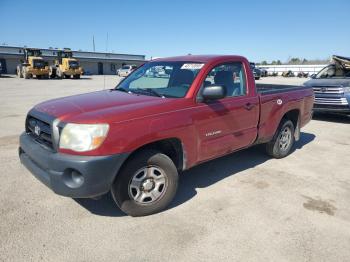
[194,62,259,162]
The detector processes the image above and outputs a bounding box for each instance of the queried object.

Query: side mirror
[202,85,227,101]
[310,74,316,79]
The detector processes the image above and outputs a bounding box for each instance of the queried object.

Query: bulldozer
[49,49,83,79]
[17,48,50,79]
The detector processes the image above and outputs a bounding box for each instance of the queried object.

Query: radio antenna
[103,32,109,90]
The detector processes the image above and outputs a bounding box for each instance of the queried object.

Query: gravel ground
[0,75,349,262]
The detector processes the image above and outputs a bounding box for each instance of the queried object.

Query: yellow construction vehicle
[17,48,50,79]
[49,49,83,79]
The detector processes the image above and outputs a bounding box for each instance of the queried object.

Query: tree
[276,60,282,65]
[261,60,268,65]
[289,58,301,64]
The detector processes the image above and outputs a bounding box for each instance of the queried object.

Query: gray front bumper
[19,132,129,198]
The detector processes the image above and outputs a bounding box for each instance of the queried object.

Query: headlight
[59,123,109,152]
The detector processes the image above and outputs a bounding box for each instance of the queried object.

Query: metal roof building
[0,45,146,75]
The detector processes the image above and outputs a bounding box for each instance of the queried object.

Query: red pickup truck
[19,55,314,216]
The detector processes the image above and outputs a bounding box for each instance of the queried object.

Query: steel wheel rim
[279,126,292,151]
[128,166,167,204]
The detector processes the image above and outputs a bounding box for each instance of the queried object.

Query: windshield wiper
[134,88,165,98]
[113,87,132,93]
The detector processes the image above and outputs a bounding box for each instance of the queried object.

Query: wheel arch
[280,108,300,141]
[118,137,185,176]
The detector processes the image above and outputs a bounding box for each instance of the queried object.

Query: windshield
[316,65,350,78]
[33,59,45,68]
[62,52,73,58]
[69,61,79,68]
[122,66,131,70]
[27,50,42,57]
[116,61,204,98]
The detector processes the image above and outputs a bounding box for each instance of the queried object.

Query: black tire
[64,74,70,79]
[266,119,295,159]
[50,67,56,78]
[17,67,23,78]
[23,68,30,79]
[57,69,63,79]
[73,74,80,79]
[37,75,42,79]
[111,150,178,216]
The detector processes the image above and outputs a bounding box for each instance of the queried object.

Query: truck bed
[256,84,311,95]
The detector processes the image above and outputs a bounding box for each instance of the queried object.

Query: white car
[117,65,137,77]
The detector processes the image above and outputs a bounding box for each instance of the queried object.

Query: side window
[204,62,247,97]
[316,65,336,78]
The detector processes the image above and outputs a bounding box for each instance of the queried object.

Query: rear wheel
[23,68,30,79]
[49,67,56,78]
[57,69,63,79]
[73,74,80,79]
[17,67,23,78]
[111,150,178,217]
[64,74,70,79]
[37,75,42,79]
[266,119,295,158]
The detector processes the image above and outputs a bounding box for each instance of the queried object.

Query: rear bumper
[19,132,129,198]
[28,69,49,75]
[64,69,83,75]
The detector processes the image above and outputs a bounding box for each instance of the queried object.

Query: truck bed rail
[256,84,311,95]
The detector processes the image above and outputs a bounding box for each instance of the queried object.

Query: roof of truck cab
[153,55,246,63]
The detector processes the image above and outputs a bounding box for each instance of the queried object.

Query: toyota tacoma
[19,55,314,216]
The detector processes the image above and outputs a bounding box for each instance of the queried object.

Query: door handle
[244,103,255,111]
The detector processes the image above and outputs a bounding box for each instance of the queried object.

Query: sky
[0,0,349,62]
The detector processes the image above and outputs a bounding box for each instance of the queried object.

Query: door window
[203,62,247,97]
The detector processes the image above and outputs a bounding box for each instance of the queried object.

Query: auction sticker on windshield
[181,63,204,70]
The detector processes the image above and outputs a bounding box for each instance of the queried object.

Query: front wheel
[265,119,295,158]
[111,150,178,216]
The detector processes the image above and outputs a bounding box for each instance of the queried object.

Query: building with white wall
[258,64,327,75]
[0,45,146,75]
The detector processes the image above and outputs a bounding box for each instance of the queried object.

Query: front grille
[26,115,53,149]
[312,86,344,94]
[314,97,348,105]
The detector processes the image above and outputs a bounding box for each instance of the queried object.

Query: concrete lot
[0,75,349,262]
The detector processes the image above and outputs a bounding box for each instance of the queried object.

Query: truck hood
[34,90,177,123]
[304,78,350,87]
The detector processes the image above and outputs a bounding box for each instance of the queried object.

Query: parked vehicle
[16,48,50,79]
[282,70,295,77]
[259,68,268,77]
[304,55,350,115]
[0,61,2,77]
[19,55,314,216]
[249,62,261,80]
[117,65,137,77]
[49,49,83,79]
[297,72,309,78]
[267,71,278,77]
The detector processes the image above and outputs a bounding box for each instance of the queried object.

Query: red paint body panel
[33,55,314,169]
